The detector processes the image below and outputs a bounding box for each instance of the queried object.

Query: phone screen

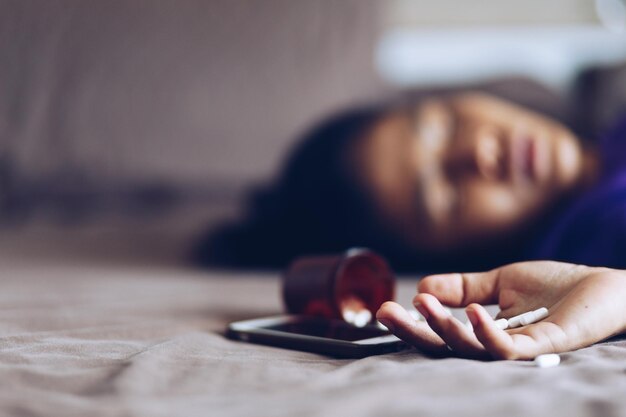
[264,319,389,341]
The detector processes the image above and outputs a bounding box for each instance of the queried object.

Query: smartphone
[227,315,408,358]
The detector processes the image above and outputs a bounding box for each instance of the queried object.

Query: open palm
[376,261,626,360]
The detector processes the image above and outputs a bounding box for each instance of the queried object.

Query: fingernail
[415,303,429,320]
[377,318,395,333]
[466,309,478,327]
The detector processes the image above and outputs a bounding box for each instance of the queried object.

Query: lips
[471,127,550,184]
[510,129,549,183]
[520,136,536,179]
[511,133,542,183]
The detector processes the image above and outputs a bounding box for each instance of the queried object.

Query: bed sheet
[1,250,626,417]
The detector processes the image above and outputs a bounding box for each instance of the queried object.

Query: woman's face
[353,93,586,252]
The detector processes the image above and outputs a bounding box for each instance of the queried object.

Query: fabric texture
[2,228,626,417]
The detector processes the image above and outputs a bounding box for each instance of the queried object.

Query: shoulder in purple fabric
[533,115,626,268]
[602,116,626,178]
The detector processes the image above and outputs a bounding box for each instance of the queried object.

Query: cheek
[552,132,582,188]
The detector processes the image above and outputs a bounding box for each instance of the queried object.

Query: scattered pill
[507,313,524,328]
[534,353,560,368]
[352,309,372,328]
[532,307,549,321]
[507,307,549,329]
[520,307,549,326]
[343,310,356,323]
[495,318,509,330]
[519,311,538,326]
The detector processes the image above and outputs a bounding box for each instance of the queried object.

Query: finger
[417,269,500,307]
[466,304,559,360]
[465,304,518,359]
[376,301,449,356]
[413,294,488,359]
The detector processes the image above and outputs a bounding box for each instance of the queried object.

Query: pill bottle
[282,248,395,326]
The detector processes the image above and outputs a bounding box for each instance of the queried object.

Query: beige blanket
[2,230,626,417]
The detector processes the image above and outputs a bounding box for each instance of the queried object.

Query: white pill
[495,318,509,330]
[519,311,538,326]
[507,307,549,328]
[507,313,524,328]
[533,307,549,321]
[343,310,356,323]
[376,320,389,331]
[465,319,473,332]
[352,310,372,328]
[521,307,550,326]
[534,353,560,368]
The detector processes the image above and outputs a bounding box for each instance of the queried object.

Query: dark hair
[193,104,402,268]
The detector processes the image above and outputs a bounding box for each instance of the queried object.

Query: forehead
[449,93,553,127]
[351,111,420,237]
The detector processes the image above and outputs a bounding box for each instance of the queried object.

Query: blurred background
[1,0,625,268]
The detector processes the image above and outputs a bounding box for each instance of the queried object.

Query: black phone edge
[226,324,408,359]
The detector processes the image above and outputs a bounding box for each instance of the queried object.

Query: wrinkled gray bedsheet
[1,235,626,417]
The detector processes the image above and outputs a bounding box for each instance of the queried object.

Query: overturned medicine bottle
[282,248,395,327]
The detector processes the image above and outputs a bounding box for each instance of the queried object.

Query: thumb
[417,269,500,307]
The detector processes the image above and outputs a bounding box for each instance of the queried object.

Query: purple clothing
[533,116,626,267]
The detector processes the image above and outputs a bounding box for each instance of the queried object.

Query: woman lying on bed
[197,92,626,360]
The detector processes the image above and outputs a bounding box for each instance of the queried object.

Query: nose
[474,127,505,180]
[445,126,504,181]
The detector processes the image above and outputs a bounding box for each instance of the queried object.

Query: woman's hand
[376,261,626,360]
